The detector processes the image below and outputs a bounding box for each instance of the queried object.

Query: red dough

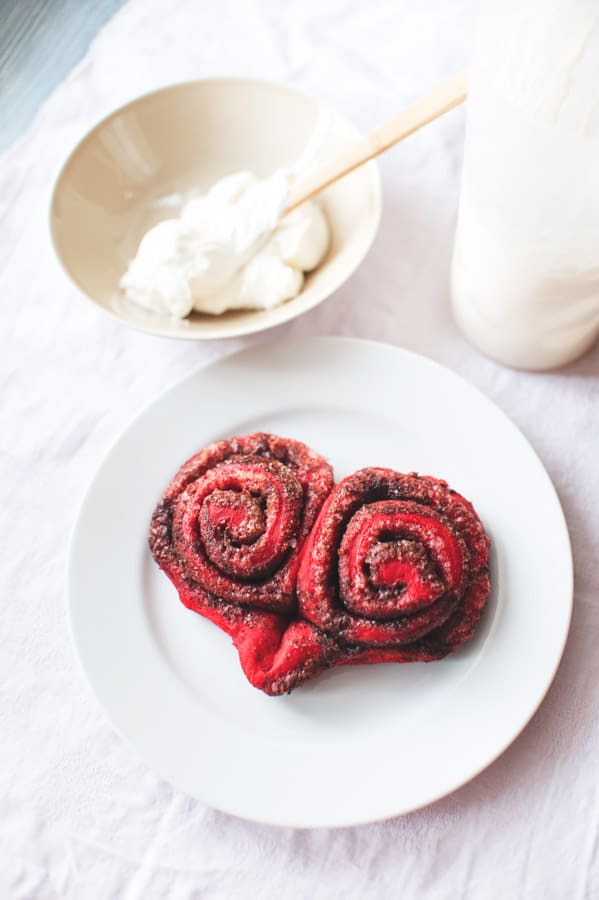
[149,433,336,694]
[297,468,491,665]
[149,437,491,695]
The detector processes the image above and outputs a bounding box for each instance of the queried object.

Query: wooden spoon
[286,70,467,212]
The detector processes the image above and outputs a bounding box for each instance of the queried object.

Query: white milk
[452,0,599,370]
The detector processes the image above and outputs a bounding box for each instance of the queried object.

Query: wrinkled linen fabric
[1,1,598,898]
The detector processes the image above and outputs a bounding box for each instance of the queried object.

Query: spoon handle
[286,70,468,212]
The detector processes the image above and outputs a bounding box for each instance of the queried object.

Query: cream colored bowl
[50,79,381,340]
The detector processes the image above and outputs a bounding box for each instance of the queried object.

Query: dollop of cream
[119,171,330,317]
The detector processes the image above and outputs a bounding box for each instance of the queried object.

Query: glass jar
[451,0,599,369]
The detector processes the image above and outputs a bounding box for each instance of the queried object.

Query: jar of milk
[451,0,599,370]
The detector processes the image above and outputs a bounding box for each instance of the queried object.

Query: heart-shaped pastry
[149,434,491,695]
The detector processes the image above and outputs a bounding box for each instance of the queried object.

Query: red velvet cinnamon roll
[297,468,490,663]
[149,433,336,694]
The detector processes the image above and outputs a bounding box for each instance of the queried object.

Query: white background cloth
[2,1,598,897]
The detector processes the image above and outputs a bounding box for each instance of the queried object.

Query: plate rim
[67,336,574,826]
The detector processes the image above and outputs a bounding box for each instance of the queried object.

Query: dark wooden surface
[0,0,125,152]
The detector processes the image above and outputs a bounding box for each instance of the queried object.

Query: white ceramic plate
[69,338,572,827]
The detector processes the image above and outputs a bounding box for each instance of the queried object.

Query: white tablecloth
[2,1,598,897]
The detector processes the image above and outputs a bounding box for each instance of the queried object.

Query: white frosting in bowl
[119,171,330,317]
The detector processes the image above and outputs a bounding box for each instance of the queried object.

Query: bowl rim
[49,76,382,341]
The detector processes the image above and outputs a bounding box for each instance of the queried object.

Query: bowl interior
[50,79,381,339]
